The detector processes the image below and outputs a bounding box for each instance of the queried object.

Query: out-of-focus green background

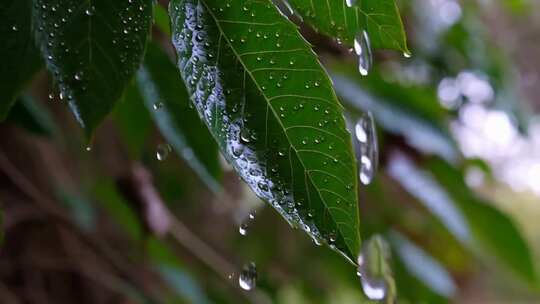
[1,0,540,303]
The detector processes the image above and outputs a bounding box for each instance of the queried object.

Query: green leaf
[32,0,153,137]
[113,82,152,159]
[389,231,456,299]
[7,94,59,137]
[332,70,458,162]
[169,0,360,262]
[137,43,222,193]
[284,0,408,52]
[0,0,42,120]
[92,179,143,241]
[153,4,171,35]
[427,159,537,284]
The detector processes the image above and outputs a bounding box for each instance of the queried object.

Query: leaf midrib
[200,0,358,256]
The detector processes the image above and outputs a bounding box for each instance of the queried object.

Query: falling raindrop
[239,223,248,236]
[156,143,172,161]
[153,101,164,110]
[238,262,257,291]
[357,235,396,303]
[345,0,357,7]
[355,112,378,185]
[353,30,373,76]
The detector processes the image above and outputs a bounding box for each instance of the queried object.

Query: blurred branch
[124,164,271,304]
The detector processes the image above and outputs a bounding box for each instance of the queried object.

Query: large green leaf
[169,0,360,262]
[137,43,222,194]
[0,0,42,120]
[284,0,408,52]
[33,0,153,137]
[427,159,537,284]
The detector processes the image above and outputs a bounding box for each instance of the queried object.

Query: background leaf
[427,158,538,284]
[7,94,59,137]
[0,0,42,120]
[284,0,408,52]
[33,0,153,136]
[137,43,222,193]
[169,0,361,262]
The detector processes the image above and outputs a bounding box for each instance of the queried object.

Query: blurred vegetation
[1,0,540,303]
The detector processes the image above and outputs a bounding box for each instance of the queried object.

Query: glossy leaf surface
[0,0,42,120]
[137,43,222,193]
[33,0,153,136]
[284,0,408,52]
[169,0,360,262]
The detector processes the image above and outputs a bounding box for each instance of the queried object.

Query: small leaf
[0,0,42,120]
[32,0,153,137]
[137,43,222,194]
[284,0,408,52]
[169,0,360,262]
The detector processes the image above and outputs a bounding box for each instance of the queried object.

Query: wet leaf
[33,0,153,137]
[284,0,408,52]
[169,0,360,262]
[137,43,222,194]
[0,0,42,120]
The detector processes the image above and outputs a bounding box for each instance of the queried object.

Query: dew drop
[156,143,172,161]
[354,112,378,185]
[238,262,257,291]
[353,30,373,76]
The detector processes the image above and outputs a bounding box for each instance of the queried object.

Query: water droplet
[353,30,373,76]
[74,71,83,81]
[357,235,395,302]
[156,144,172,161]
[345,0,357,7]
[11,25,18,31]
[239,223,248,236]
[85,146,92,152]
[85,6,95,16]
[153,101,164,110]
[238,262,257,291]
[355,112,378,185]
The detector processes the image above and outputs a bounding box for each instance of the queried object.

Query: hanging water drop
[156,143,172,161]
[357,235,396,303]
[353,30,373,76]
[238,262,257,291]
[354,112,378,185]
